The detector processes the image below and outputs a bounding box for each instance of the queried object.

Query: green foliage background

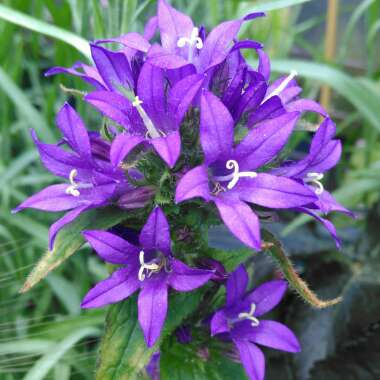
[0,0,380,379]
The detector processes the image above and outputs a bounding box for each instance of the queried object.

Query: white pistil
[263,70,298,103]
[138,250,162,281]
[66,169,80,197]
[177,27,203,62]
[304,172,324,195]
[238,303,260,327]
[131,96,161,139]
[220,160,258,190]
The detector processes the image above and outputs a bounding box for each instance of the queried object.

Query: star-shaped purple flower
[210,265,300,380]
[272,117,354,247]
[85,61,204,168]
[81,207,213,347]
[175,90,317,250]
[12,103,132,250]
[148,0,264,75]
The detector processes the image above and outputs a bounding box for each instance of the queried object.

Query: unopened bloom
[175,90,317,250]
[210,265,300,380]
[81,207,213,347]
[13,103,130,249]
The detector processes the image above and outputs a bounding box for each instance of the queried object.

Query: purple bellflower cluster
[14,1,352,379]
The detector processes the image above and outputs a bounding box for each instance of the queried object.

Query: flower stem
[263,230,342,308]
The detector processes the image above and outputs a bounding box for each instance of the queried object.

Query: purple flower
[86,61,204,168]
[210,265,300,380]
[12,103,131,250]
[272,118,354,247]
[175,90,317,250]
[148,0,264,74]
[81,207,213,347]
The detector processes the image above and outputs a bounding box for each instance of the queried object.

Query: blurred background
[0,0,379,379]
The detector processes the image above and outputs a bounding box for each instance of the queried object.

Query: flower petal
[139,207,171,255]
[315,191,354,217]
[210,310,229,336]
[296,207,342,249]
[200,90,234,164]
[12,184,82,212]
[81,267,139,308]
[199,19,243,71]
[85,91,144,133]
[150,131,181,168]
[247,96,285,128]
[286,99,328,117]
[90,44,134,92]
[175,165,211,203]
[233,340,265,380]
[56,103,92,160]
[214,197,261,250]
[82,230,139,264]
[233,80,267,122]
[168,73,205,125]
[235,174,317,209]
[147,44,191,70]
[49,205,91,250]
[137,62,170,130]
[138,273,168,347]
[45,62,107,90]
[234,112,300,171]
[31,130,89,179]
[168,259,213,291]
[110,134,144,167]
[226,264,248,306]
[96,32,151,53]
[144,16,158,40]
[245,280,287,316]
[157,0,194,52]
[247,320,301,353]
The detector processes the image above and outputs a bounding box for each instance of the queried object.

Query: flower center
[132,96,161,139]
[65,169,93,197]
[238,303,260,327]
[138,250,168,281]
[213,160,258,190]
[263,70,298,103]
[304,172,324,195]
[177,27,203,63]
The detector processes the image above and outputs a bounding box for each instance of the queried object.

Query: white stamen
[305,172,324,195]
[131,96,161,139]
[177,27,203,62]
[177,27,203,49]
[218,160,258,190]
[65,169,80,197]
[263,70,298,103]
[138,250,161,281]
[238,303,260,327]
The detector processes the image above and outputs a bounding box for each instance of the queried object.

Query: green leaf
[0,4,90,59]
[269,59,380,132]
[95,290,205,380]
[238,0,311,14]
[160,340,247,380]
[23,327,99,380]
[0,67,54,142]
[20,207,127,293]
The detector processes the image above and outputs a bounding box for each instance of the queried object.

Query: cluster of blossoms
[14,1,352,379]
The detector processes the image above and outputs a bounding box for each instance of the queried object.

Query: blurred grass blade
[23,327,99,380]
[338,0,374,62]
[0,4,90,59]
[270,59,380,131]
[238,0,311,14]
[0,340,53,355]
[0,67,54,142]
